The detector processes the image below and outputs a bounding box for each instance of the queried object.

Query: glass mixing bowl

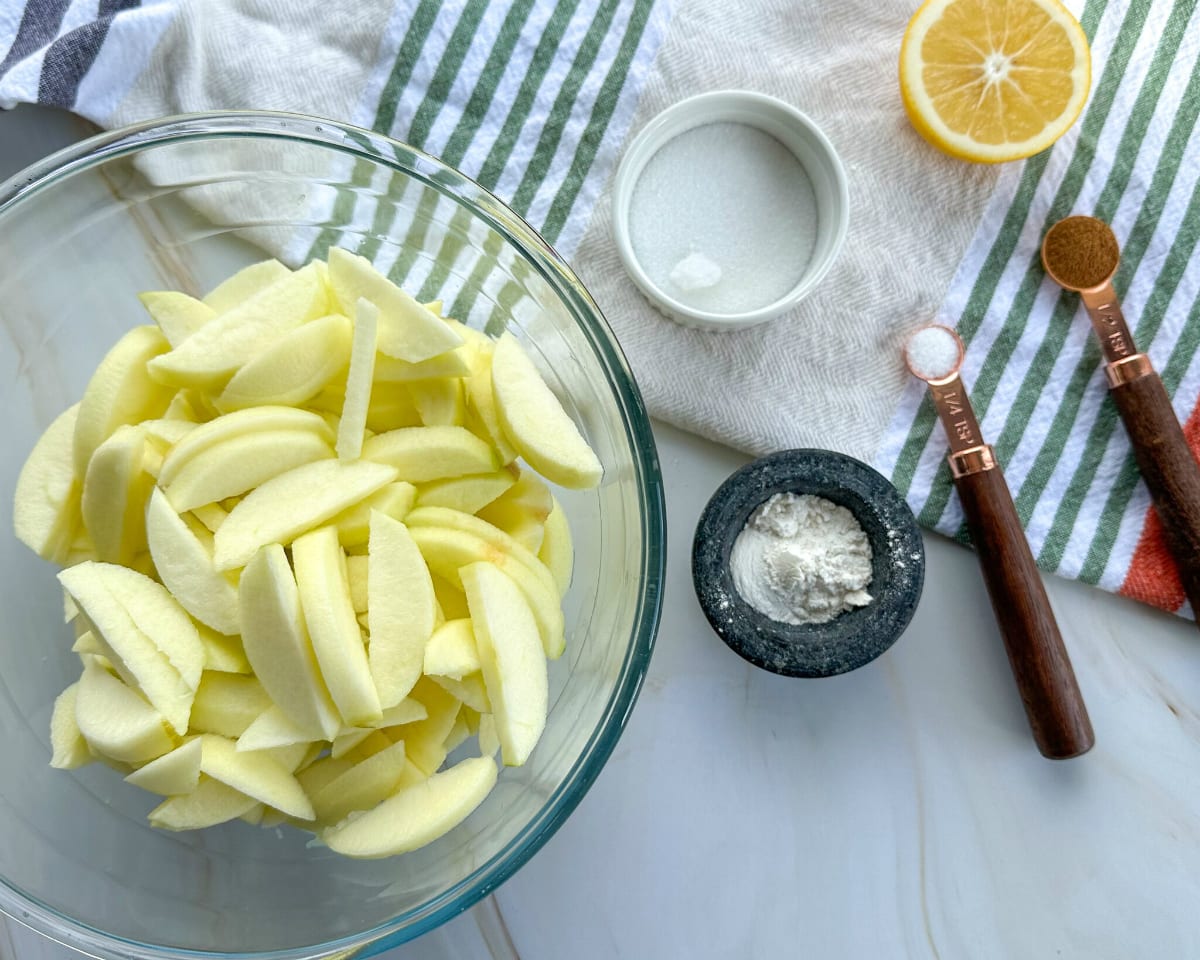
[0,112,665,959]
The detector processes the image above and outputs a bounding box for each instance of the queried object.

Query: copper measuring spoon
[905,324,1094,759]
[1043,216,1200,618]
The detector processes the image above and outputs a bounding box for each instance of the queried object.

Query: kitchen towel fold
[0,0,669,265]
[3,0,1198,617]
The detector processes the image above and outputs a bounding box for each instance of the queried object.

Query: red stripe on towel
[1119,395,1200,611]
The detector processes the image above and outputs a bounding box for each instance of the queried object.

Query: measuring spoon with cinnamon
[1043,215,1200,619]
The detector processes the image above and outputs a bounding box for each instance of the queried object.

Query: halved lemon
[900,0,1091,163]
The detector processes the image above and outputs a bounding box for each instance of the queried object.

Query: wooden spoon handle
[1109,370,1200,616]
[954,465,1095,759]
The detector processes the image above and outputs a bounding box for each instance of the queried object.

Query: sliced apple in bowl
[490,332,602,490]
[14,251,610,861]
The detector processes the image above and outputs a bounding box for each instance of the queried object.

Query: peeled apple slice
[141,418,197,457]
[197,624,252,674]
[237,705,317,752]
[81,424,154,565]
[404,506,558,596]
[374,350,471,383]
[73,324,173,478]
[367,512,436,708]
[328,248,462,362]
[49,683,91,769]
[72,629,105,657]
[337,298,379,460]
[346,554,369,611]
[159,406,333,486]
[14,403,81,564]
[477,468,552,551]
[146,488,240,635]
[262,740,315,774]
[125,737,202,795]
[429,672,490,714]
[162,391,201,423]
[306,386,347,419]
[213,458,398,571]
[63,589,79,623]
[332,700,428,753]
[202,259,291,312]
[364,384,422,433]
[539,497,574,597]
[292,526,382,726]
[441,316,488,347]
[479,466,550,517]
[407,524,564,658]
[462,338,518,464]
[75,660,175,764]
[372,698,428,728]
[191,503,229,535]
[239,543,341,740]
[138,292,216,348]
[444,713,472,752]
[415,470,516,515]
[350,729,397,759]
[198,734,314,820]
[147,262,328,389]
[65,530,97,566]
[361,426,498,482]
[69,561,203,691]
[163,428,335,513]
[423,619,481,679]
[330,728,374,759]
[190,672,271,738]
[322,755,497,858]
[297,755,352,797]
[333,481,416,548]
[59,562,198,735]
[461,562,547,766]
[478,713,500,758]
[492,513,543,554]
[396,677,461,775]
[149,776,259,831]
[409,376,465,426]
[240,805,267,826]
[431,574,470,620]
[310,738,408,824]
[217,313,353,411]
[74,627,189,738]
[490,332,602,489]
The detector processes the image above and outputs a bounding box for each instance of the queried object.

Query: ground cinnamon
[1041,215,1120,290]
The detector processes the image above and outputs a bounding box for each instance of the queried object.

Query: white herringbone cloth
[573,0,1000,463]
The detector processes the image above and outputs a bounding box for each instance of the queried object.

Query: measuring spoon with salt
[1042,216,1200,622]
[905,324,1093,760]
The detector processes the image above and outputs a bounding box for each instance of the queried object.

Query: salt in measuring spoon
[904,324,1094,760]
[1042,215,1200,620]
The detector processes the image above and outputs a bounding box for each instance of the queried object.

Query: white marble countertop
[3,104,1199,960]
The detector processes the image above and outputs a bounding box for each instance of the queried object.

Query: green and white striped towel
[876,0,1200,616]
[0,0,667,265]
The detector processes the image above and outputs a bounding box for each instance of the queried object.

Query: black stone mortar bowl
[692,449,925,678]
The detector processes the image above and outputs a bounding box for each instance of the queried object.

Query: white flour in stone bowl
[729,493,873,625]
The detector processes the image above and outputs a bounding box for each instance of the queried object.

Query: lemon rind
[900,0,1092,163]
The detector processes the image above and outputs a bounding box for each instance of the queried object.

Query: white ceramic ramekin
[612,90,850,331]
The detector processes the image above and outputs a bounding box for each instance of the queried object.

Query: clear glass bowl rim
[0,110,666,960]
